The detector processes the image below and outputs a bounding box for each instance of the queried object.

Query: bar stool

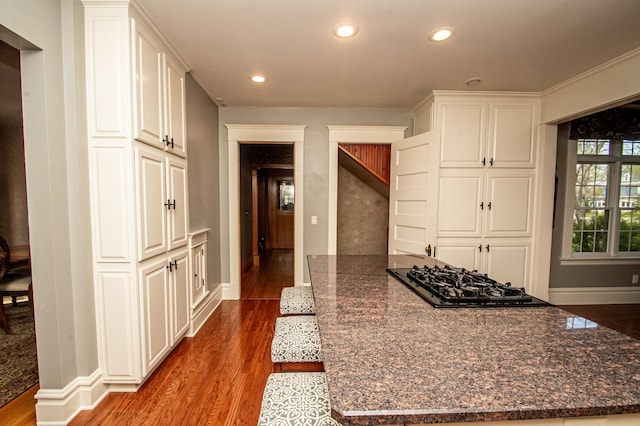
[280,285,316,315]
[271,315,323,372]
[257,372,341,425]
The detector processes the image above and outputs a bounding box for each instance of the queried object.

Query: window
[571,139,640,257]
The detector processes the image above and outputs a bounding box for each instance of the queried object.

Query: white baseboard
[549,286,640,305]
[221,281,239,300]
[187,284,222,337]
[35,369,109,425]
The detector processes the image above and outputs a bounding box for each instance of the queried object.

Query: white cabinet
[136,145,188,261]
[432,93,538,169]
[83,1,191,387]
[139,248,189,376]
[437,170,534,238]
[188,230,210,320]
[436,238,531,287]
[170,250,190,344]
[412,91,540,291]
[133,18,186,158]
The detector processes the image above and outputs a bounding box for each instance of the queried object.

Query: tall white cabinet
[83,0,190,387]
[414,91,540,290]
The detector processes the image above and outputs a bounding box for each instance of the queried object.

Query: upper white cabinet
[429,92,538,169]
[83,0,191,387]
[133,18,186,158]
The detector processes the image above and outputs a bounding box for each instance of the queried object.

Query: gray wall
[218,107,412,282]
[337,165,389,254]
[549,122,640,288]
[185,73,221,286]
[1,0,99,388]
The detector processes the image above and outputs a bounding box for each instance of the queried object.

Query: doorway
[0,40,38,410]
[239,144,294,299]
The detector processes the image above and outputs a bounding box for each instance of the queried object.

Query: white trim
[549,286,640,305]
[560,257,640,266]
[327,125,407,255]
[187,284,222,336]
[35,370,110,425]
[225,124,306,298]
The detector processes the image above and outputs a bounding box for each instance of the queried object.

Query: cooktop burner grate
[386,265,551,308]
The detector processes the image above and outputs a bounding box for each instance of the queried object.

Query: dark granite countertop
[307,255,640,425]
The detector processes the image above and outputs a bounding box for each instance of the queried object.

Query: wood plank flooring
[241,249,293,299]
[3,254,639,426]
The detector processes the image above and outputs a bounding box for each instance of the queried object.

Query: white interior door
[388,131,440,255]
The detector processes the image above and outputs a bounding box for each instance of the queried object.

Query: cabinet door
[435,238,482,271]
[167,157,188,250]
[133,22,164,149]
[438,101,487,168]
[482,239,531,289]
[191,243,207,306]
[170,249,190,343]
[487,102,537,168]
[484,171,534,237]
[437,170,484,237]
[136,146,168,260]
[164,54,187,158]
[140,258,171,376]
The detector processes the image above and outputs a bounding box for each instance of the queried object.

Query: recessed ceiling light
[429,27,454,42]
[251,75,266,83]
[334,23,359,38]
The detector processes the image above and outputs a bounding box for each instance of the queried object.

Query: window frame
[561,138,640,265]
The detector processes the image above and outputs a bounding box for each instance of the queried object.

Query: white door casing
[327,125,407,255]
[388,131,440,255]
[225,125,306,299]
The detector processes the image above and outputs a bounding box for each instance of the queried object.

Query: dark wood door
[267,175,294,249]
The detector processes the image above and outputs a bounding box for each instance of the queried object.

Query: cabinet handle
[165,199,176,209]
[480,202,484,210]
[488,201,492,210]
[425,244,432,257]
[478,245,482,252]
[489,157,494,166]
[163,135,171,147]
[433,246,436,258]
[170,137,174,149]
[482,157,486,166]
[167,260,178,272]
[486,244,490,252]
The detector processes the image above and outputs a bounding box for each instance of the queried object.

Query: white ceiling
[137,0,640,108]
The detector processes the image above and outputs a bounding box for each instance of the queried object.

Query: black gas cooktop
[386,265,551,308]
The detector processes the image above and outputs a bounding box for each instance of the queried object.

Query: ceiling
[136,0,640,109]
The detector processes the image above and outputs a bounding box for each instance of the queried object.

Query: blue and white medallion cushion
[271,315,323,364]
[258,372,341,425]
[280,286,316,315]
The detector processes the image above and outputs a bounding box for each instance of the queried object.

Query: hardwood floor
[241,249,293,299]
[3,268,639,426]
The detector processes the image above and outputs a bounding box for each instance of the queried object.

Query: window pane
[575,163,608,208]
[577,139,610,155]
[572,209,609,253]
[619,208,640,252]
[620,164,639,208]
[622,140,640,156]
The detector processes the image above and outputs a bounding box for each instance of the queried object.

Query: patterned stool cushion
[258,372,341,426]
[280,286,316,315]
[272,315,323,364]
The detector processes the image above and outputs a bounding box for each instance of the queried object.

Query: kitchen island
[307,255,640,426]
